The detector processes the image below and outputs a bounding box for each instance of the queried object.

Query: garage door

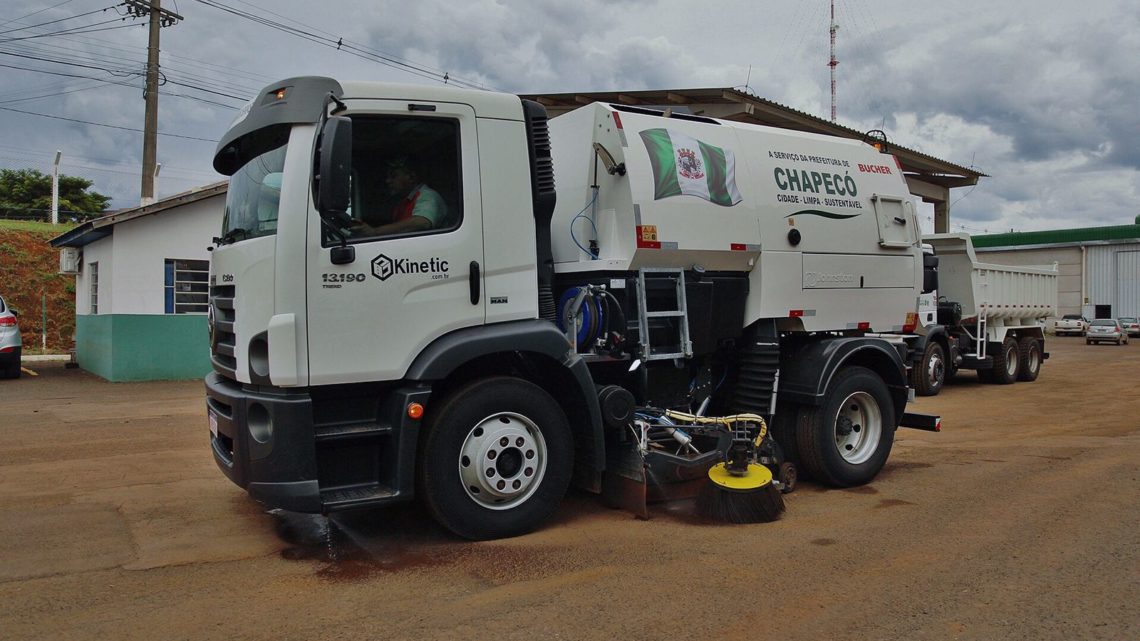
[1116,251,1140,317]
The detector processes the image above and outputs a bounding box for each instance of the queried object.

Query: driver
[354,157,447,236]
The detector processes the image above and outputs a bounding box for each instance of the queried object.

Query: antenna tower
[828,0,839,122]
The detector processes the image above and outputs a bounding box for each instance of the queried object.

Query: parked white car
[0,295,22,379]
[1054,314,1088,336]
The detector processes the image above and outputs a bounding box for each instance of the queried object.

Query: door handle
[469,261,480,305]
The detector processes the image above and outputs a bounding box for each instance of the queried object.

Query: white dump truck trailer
[205,77,939,539]
[902,233,1059,395]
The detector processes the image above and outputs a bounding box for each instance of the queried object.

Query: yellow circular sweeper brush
[697,461,785,523]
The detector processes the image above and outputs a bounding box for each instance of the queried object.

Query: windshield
[1090,319,1116,327]
[221,144,287,243]
[1061,315,1082,320]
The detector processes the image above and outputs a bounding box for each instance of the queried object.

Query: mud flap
[601,441,650,520]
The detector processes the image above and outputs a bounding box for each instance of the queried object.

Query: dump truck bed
[925,233,1058,322]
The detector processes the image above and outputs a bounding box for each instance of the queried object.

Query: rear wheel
[417,377,573,540]
[794,366,896,487]
[988,336,1020,384]
[1017,337,1042,382]
[910,341,945,396]
[769,404,801,467]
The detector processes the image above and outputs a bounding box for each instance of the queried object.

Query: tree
[0,168,111,222]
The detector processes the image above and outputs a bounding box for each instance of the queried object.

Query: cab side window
[334,116,462,243]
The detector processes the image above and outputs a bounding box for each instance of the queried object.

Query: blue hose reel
[557,286,604,349]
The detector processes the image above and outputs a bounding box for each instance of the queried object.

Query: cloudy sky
[1,0,1137,234]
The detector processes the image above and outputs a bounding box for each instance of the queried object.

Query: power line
[0,0,80,30]
[0,105,218,142]
[190,0,490,90]
[0,18,141,43]
[0,145,220,178]
[0,5,113,36]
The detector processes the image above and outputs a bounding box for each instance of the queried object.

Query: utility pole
[51,150,61,225]
[124,0,183,205]
[828,0,839,123]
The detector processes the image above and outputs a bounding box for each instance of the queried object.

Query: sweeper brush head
[697,463,786,523]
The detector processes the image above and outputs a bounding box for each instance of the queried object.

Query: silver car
[0,295,22,379]
[1086,318,1128,346]
[1117,317,1140,338]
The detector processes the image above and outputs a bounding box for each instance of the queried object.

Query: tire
[417,376,573,540]
[793,366,896,487]
[1086,340,1093,345]
[1017,337,1042,382]
[910,341,945,397]
[988,336,1019,384]
[769,404,800,464]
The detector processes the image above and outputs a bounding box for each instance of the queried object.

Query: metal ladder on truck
[636,267,693,361]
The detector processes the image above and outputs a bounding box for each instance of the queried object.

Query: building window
[164,259,209,314]
[89,262,99,314]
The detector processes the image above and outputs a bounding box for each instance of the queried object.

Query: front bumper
[205,372,431,514]
[206,372,322,512]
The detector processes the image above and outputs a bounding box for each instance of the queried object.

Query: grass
[0,219,79,234]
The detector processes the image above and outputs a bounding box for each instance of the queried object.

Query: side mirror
[921,253,939,294]
[315,116,352,216]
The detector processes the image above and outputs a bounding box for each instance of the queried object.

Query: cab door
[305,99,484,386]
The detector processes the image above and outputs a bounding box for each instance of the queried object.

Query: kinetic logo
[371,254,450,282]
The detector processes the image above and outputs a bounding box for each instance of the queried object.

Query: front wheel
[417,377,573,540]
[794,366,896,487]
[910,341,945,396]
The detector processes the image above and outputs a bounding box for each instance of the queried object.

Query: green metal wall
[76,314,211,381]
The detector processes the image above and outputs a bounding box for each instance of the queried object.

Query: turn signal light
[902,312,918,333]
[407,402,424,420]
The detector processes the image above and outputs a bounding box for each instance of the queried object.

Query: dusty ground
[0,337,1137,641]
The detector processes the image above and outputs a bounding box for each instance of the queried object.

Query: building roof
[50,181,227,248]
[972,224,1140,249]
[520,87,986,190]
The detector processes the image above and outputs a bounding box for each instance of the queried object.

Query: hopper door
[871,195,918,248]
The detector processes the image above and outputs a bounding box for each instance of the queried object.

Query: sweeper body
[206,78,938,540]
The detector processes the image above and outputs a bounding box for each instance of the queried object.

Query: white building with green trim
[50,183,225,381]
[971,220,1140,320]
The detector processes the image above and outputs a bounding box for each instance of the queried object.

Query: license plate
[208,409,219,438]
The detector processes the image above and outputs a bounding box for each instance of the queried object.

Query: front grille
[210,284,237,376]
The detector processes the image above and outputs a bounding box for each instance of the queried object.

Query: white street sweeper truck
[205,77,940,540]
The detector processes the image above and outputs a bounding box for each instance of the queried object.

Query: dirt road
[1,337,1137,641]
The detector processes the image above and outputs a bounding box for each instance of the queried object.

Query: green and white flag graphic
[639,128,742,207]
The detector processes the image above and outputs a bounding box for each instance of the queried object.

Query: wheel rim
[926,351,944,388]
[459,412,548,510]
[1027,344,1040,372]
[1005,345,1018,376]
[832,391,883,465]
